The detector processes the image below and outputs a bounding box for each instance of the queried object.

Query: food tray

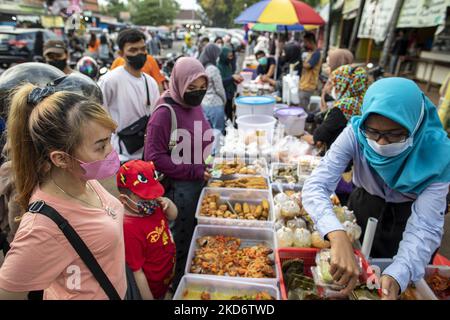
[195,187,275,229]
[270,162,300,185]
[276,248,378,300]
[424,265,450,300]
[185,225,279,285]
[297,155,322,184]
[212,156,269,177]
[207,174,271,190]
[369,259,438,300]
[174,275,280,300]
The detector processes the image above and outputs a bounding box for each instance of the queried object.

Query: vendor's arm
[303,50,321,70]
[383,182,449,293]
[302,126,354,237]
[144,108,205,180]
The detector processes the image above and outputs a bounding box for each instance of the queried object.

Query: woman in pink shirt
[0,83,126,300]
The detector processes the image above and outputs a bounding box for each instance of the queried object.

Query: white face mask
[366,100,425,157]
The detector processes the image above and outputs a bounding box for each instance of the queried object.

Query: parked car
[158,30,174,49]
[0,27,60,68]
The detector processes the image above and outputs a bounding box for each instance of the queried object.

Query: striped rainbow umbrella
[235,0,325,26]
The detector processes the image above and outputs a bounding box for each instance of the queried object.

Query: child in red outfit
[117,160,177,300]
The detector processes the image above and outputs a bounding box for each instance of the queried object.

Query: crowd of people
[0,26,448,301]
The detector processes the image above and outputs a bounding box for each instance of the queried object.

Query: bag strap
[28,200,121,300]
[143,75,150,107]
[153,103,178,151]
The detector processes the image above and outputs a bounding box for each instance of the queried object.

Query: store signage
[397,0,450,28]
[358,0,399,42]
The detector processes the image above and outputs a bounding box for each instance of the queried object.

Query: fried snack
[209,177,268,189]
[191,236,275,279]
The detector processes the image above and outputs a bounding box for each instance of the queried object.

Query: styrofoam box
[195,187,275,229]
[185,225,279,285]
[212,156,269,177]
[208,174,271,191]
[370,259,438,300]
[173,275,281,300]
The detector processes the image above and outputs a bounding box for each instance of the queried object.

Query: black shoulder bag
[28,200,141,300]
[116,75,151,155]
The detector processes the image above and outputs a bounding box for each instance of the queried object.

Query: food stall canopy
[357,0,399,42]
[234,0,325,26]
[397,0,450,28]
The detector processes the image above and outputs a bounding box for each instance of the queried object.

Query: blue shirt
[302,126,449,292]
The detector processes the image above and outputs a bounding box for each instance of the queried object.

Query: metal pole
[379,0,405,68]
[349,0,366,53]
[324,0,334,60]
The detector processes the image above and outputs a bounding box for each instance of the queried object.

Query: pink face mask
[74,149,120,181]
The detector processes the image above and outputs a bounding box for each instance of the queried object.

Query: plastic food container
[195,187,275,229]
[276,248,378,300]
[308,96,321,113]
[274,107,308,136]
[370,259,439,300]
[270,162,300,185]
[297,155,322,184]
[207,174,271,190]
[212,156,269,177]
[236,114,277,144]
[424,265,450,300]
[174,275,280,300]
[185,225,279,285]
[235,96,276,117]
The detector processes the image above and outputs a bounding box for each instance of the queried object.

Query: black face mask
[183,89,207,107]
[48,59,67,71]
[126,53,146,70]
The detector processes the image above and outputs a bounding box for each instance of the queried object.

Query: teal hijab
[351,78,450,195]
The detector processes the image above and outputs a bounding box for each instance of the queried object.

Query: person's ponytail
[6,83,41,210]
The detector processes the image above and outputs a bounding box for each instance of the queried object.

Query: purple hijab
[158,57,208,108]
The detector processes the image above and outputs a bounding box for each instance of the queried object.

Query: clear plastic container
[235,96,276,117]
[207,174,271,190]
[270,162,300,185]
[185,225,279,285]
[297,155,322,184]
[236,114,277,144]
[195,187,275,229]
[212,156,269,177]
[174,275,280,300]
[274,107,308,136]
[424,265,450,300]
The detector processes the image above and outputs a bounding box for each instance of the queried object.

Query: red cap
[117,160,165,200]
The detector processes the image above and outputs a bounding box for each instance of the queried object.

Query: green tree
[129,0,180,26]
[100,0,128,20]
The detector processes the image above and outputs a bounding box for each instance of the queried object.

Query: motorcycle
[366,63,384,82]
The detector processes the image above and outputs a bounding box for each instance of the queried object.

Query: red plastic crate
[276,247,380,300]
[432,254,450,267]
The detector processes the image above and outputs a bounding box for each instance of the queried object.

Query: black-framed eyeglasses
[360,126,409,143]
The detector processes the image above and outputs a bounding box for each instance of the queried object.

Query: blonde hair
[6,83,117,210]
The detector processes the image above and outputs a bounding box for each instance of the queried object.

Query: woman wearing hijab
[305,65,369,149]
[218,47,243,120]
[144,57,213,290]
[302,78,450,300]
[199,44,227,153]
[321,49,354,111]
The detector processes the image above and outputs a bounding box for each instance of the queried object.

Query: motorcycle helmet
[76,56,99,81]
[0,62,64,117]
[49,72,103,105]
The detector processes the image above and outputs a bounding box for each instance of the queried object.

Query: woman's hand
[327,230,360,296]
[232,74,244,84]
[204,171,212,181]
[380,275,400,300]
[156,197,170,211]
[302,134,315,145]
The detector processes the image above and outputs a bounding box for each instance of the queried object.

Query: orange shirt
[88,39,100,53]
[111,55,165,85]
[0,181,127,300]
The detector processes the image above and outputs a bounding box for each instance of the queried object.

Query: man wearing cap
[43,40,74,75]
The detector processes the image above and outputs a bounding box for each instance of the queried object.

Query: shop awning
[357,0,399,42]
[397,0,450,28]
